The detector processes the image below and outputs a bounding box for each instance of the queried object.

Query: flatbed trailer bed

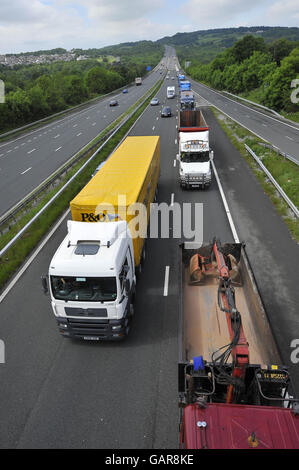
[179,242,299,449]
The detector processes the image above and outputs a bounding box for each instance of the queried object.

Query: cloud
[79,0,165,22]
[0,0,298,54]
[0,1,86,52]
[267,0,299,24]
[0,0,170,53]
[179,0,266,28]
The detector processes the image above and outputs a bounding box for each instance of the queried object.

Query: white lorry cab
[178,110,213,189]
[45,220,136,341]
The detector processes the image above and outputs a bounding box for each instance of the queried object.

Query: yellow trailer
[70,136,160,267]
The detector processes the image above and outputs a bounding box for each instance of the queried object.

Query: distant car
[171,77,175,80]
[161,106,171,117]
[109,100,118,106]
[150,98,159,106]
[122,89,128,94]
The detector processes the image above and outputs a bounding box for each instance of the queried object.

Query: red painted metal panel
[178,127,209,132]
[183,403,299,449]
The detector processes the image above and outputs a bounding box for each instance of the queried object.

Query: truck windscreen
[181,152,210,163]
[50,276,117,302]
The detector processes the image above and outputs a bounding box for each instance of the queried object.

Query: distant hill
[157,26,299,63]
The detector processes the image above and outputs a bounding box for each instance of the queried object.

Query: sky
[0,0,298,54]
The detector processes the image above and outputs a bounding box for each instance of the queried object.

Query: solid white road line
[173,159,176,167]
[171,193,174,206]
[211,160,239,243]
[163,266,170,297]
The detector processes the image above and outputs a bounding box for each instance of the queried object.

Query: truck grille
[65,307,107,317]
[66,318,111,336]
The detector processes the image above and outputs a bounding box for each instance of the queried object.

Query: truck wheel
[124,304,134,336]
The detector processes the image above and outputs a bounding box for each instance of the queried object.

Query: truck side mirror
[41,275,49,295]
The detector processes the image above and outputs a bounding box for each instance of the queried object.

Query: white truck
[41,136,160,341]
[167,86,175,99]
[135,77,142,86]
[178,109,213,189]
[44,221,136,341]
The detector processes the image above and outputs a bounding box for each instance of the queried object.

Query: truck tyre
[124,304,134,337]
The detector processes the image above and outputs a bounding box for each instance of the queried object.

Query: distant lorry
[178,109,213,189]
[179,80,191,91]
[43,136,160,341]
[167,86,175,99]
[179,240,299,449]
[180,91,195,110]
[135,77,142,86]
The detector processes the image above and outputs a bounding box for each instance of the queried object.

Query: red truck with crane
[179,239,299,449]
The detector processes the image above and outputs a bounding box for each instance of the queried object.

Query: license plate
[83,336,100,341]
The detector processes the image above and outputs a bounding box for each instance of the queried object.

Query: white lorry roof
[180,130,209,143]
[67,220,127,246]
[180,130,209,152]
[49,221,131,277]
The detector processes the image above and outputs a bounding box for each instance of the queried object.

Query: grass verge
[210,106,299,241]
[0,79,163,291]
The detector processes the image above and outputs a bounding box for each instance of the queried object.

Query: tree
[85,67,109,94]
[63,75,86,105]
[263,47,299,111]
[28,85,49,118]
[232,35,266,63]
[269,39,294,66]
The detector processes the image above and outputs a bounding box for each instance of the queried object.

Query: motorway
[188,78,299,163]
[0,49,298,448]
[0,64,163,218]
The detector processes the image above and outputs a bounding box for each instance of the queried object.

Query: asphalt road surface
[189,79,299,164]
[0,62,164,218]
